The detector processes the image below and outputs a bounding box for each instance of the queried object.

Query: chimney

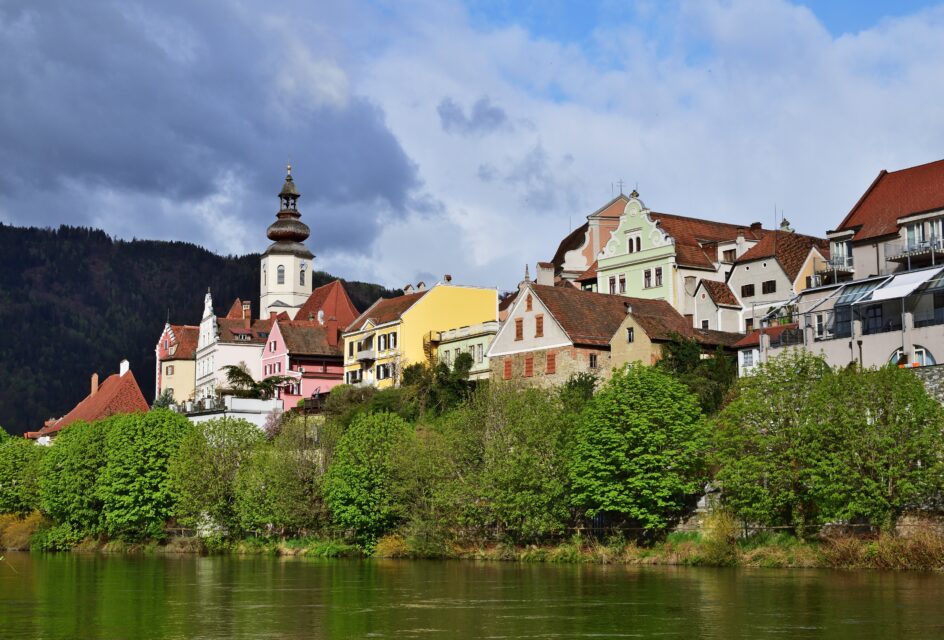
[444,274,453,283]
[270,311,277,320]
[736,227,745,239]
[242,301,251,319]
[624,302,633,315]
[750,222,763,233]
[536,262,554,286]
[416,281,427,292]
[91,373,99,396]
[119,359,130,376]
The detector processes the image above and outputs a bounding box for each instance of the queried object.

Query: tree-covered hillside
[0,224,398,435]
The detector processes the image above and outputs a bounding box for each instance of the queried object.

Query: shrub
[0,437,46,515]
[30,522,84,552]
[374,534,410,558]
[0,511,46,550]
[697,510,738,566]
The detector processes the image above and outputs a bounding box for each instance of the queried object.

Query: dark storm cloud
[437,96,511,135]
[0,0,421,254]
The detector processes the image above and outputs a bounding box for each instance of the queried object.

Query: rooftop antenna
[617,178,625,195]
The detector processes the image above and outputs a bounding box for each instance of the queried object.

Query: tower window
[277,265,285,285]
[300,269,305,286]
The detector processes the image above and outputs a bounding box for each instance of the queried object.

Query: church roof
[296,280,359,326]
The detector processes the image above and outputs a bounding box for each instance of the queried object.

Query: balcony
[886,237,944,268]
[356,348,376,362]
[816,255,854,274]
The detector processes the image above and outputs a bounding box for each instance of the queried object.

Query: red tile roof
[225,298,249,319]
[576,261,598,282]
[699,280,741,308]
[32,369,149,438]
[163,325,198,360]
[218,317,276,344]
[346,291,427,332]
[834,159,944,243]
[278,320,343,357]
[296,280,360,327]
[737,231,829,282]
[733,323,800,348]
[648,212,767,270]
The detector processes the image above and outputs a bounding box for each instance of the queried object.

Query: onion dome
[264,164,314,259]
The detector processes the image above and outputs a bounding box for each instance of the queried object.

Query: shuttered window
[546,352,556,375]
[515,318,523,341]
[524,356,534,377]
[503,358,513,380]
[535,315,544,338]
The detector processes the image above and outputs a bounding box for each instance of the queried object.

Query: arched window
[277,265,285,285]
[636,237,642,252]
[262,267,266,285]
[299,268,305,286]
[890,346,936,367]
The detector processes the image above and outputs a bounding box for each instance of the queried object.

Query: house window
[524,356,534,377]
[378,334,387,350]
[618,275,626,294]
[535,314,544,338]
[701,320,709,329]
[815,314,824,337]
[476,343,484,363]
[589,353,598,369]
[389,332,397,349]
[443,350,451,365]
[454,348,461,362]
[526,294,533,312]
[628,237,635,253]
[515,318,523,341]
[864,304,883,333]
[348,341,354,357]
[277,265,285,285]
[907,222,927,250]
[644,270,652,288]
[723,249,736,263]
[741,284,755,298]
[546,352,556,375]
[655,267,663,287]
[742,350,754,367]
[745,318,754,332]
[609,277,617,295]
[503,358,512,380]
[626,327,634,343]
[762,280,777,294]
[635,237,642,252]
[165,365,174,376]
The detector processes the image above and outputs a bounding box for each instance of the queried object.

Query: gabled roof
[529,284,632,346]
[164,325,199,360]
[648,212,768,270]
[225,298,248,319]
[698,280,741,308]
[218,317,279,344]
[346,290,427,332]
[733,322,800,348]
[278,321,342,357]
[834,159,944,243]
[550,195,629,272]
[32,369,149,438]
[736,231,830,282]
[296,280,359,326]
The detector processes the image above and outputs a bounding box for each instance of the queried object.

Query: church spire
[264,164,313,259]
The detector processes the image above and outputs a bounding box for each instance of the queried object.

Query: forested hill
[0,223,399,436]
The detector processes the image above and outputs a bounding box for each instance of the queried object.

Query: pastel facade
[553,195,628,284]
[436,321,500,380]
[154,323,198,403]
[343,282,498,388]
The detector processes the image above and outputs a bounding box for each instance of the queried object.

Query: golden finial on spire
[286,162,292,176]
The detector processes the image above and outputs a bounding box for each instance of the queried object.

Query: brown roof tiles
[736,231,829,282]
[32,369,149,438]
[699,280,741,308]
[648,212,767,270]
[296,280,359,327]
[346,291,427,332]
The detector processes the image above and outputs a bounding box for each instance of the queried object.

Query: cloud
[437,96,513,135]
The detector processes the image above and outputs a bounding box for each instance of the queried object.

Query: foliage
[39,418,115,535]
[168,418,264,534]
[97,410,193,540]
[0,223,399,436]
[152,389,175,409]
[0,511,47,550]
[658,334,737,414]
[323,411,413,547]
[712,350,832,536]
[220,364,291,399]
[558,372,598,414]
[401,356,475,416]
[29,522,85,552]
[234,415,325,536]
[570,364,708,536]
[0,437,46,516]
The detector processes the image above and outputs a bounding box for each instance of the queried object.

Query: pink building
[260,280,360,408]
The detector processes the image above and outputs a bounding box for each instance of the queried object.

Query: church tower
[260,165,314,319]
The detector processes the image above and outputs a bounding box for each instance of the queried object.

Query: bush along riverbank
[4,345,944,571]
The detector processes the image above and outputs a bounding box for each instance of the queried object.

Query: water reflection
[3,553,944,639]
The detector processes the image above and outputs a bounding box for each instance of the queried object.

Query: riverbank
[5,512,944,571]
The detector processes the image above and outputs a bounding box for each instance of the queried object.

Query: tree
[97,410,193,540]
[712,350,832,536]
[39,418,115,534]
[220,364,290,399]
[152,389,175,409]
[0,437,46,515]
[233,414,326,536]
[805,366,944,531]
[168,417,264,534]
[558,371,598,414]
[658,334,736,414]
[323,411,412,547]
[570,364,708,536]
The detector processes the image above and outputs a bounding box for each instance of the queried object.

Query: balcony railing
[356,349,376,362]
[817,255,854,273]
[886,237,944,264]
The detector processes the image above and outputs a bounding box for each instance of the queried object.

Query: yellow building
[343,282,498,388]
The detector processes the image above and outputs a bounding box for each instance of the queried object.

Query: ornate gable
[602,195,673,259]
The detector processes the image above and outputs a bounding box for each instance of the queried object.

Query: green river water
[2,552,943,639]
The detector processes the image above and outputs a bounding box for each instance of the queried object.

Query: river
[2,552,944,638]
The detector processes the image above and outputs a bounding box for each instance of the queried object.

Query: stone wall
[489,345,611,387]
[910,364,944,403]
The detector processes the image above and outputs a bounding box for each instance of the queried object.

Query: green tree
[39,418,115,534]
[558,371,598,414]
[233,415,325,536]
[570,364,708,535]
[97,410,193,540]
[0,437,46,515]
[712,350,832,536]
[168,417,264,534]
[659,334,736,414]
[806,366,944,531]
[152,389,175,409]
[323,411,412,547]
[220,364,291,399]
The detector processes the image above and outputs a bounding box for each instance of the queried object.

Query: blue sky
[2,1,944,291]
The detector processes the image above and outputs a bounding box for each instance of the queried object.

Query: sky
[2,0,944,292]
